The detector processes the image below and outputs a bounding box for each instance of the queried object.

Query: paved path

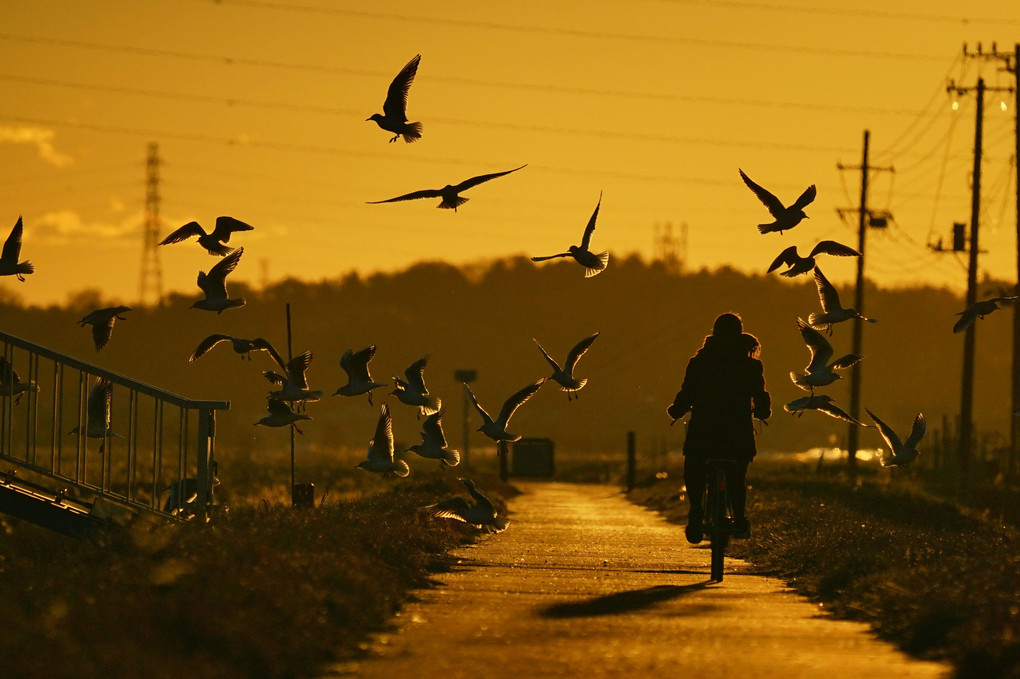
[329,482,948,678]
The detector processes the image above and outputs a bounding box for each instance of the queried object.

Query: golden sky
[1,0,1019,306]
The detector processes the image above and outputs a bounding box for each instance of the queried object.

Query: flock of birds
[0,53,1015,523]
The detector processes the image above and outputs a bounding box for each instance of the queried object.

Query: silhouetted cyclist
[666,312,771,543]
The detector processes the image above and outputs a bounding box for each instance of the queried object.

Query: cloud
[0,125,73,167]
[32,210,141,245]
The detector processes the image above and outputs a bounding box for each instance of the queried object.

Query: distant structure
[653,222,687,273]
[138,142,163,307]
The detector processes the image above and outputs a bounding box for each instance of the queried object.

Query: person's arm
[666,357,698,420]
[751,359,771,420]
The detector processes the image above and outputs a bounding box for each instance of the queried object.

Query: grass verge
[0,473,514,679]
[628,460,1020,679]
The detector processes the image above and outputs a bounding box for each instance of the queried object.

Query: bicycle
[701,458,738,582]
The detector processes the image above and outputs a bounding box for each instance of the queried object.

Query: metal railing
[0,329,229,521]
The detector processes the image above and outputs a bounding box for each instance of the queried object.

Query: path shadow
[538,580,715,619]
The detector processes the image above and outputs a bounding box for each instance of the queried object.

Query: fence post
[498,441,509,482]
[626,431,636,491]
[196,408,213,517]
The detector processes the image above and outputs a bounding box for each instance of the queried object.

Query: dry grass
[0,469,515,679]
[629,460,1020,679]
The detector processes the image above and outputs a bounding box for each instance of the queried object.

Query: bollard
[626,431,636,491]
[498,441,509,482]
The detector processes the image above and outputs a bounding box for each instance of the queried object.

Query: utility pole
[836,130,893,470]
[139,142,163,307]
[951,43,1014,474]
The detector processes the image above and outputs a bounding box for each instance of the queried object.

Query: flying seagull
[768,240,860,277]
[158,216,253,256]
[953,296,1020,333]
[739,169,817,235]
[367,165,527,211]
[783,394,865,426]
[189,247,246,313]
[391,355,441,418]
[422,478,509,533]
[189,334,285,365]
[808,266,876,334]
[77,306,132,351]
[0,356,38,405]
[534,331,600,400]
[531,193,609,278]
[0,216,33,282]
[464,378,545,443]
[262,349,323,407]
[255,398,311,435]
[333,344,386,404]
[68,377,122,453]
[367,54,423,143]
[356,403,410,477]
[790,317,863,393]
[866,409,925,468]
[407,408,460,469]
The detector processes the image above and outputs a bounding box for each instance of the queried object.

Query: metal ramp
[0,329,230,536]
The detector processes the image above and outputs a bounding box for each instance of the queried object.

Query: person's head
[703,312,761,359]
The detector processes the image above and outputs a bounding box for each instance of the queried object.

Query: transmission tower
[139,142,164,307]
[654,221,687,273]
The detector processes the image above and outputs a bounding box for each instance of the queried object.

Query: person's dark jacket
[666,334,771,460]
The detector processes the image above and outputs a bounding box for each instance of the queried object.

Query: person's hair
[699,312,761,359]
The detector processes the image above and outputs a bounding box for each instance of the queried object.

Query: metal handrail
[0,329,230,525]
[0,329,228,410]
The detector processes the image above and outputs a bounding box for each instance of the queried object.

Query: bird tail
[393,460,410,478]
[444,449,461,467]
[584,252,609,278]
[757,223,776,234]
[490,516,510,533]
[789,371,812,391]
[807,312,826,327]
[16,261,33,275]
[439,196,469,210]
[561,378,588,392]
[402,121,423,143]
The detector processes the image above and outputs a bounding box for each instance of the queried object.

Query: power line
[205,0,951,59]
[654,0,1020,26]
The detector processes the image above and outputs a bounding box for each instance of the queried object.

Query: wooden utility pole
[837,131,892,469]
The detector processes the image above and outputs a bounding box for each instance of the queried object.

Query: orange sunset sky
[1,0,1019,307]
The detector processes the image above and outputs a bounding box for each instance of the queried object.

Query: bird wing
[790,184,818,211]
[189,334,233,362]
[92,317,116,351]
[88,378,112,427]
[159,221,205,245]
[813,266,841,312]
[530,253,571,261]
[579,192,602,250]
[262,370,286,385]
[767,245,800,273]
[865,408,902,451]
[422,409,448,448]
[952,306,980,333]
[266,398,292,417]
[341,344,377,381]
[797,317,833,370]
[533,339,561,372]
[382,54,420,120]
[817,401,863,426]
[404,355,430,394]
[497,378,546,427]
[287,350,314,389]
[2,216,23,263]
[202,247,243,295]
[454,164,527,192]
[427,496,473,522]
[211,216,254,242]
[830,353,864,370]
[564,331,600,372]
[904,412,926,450]
[463,383,493,425]
[809,240,860,258]
[366,188,444,204]
[368,403,395,463]
[251,338,287,370]
[738,169,786,218]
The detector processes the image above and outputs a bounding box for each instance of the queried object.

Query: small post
[498,440,509,482]
[626,431,636,491]
[454,369,477,467]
